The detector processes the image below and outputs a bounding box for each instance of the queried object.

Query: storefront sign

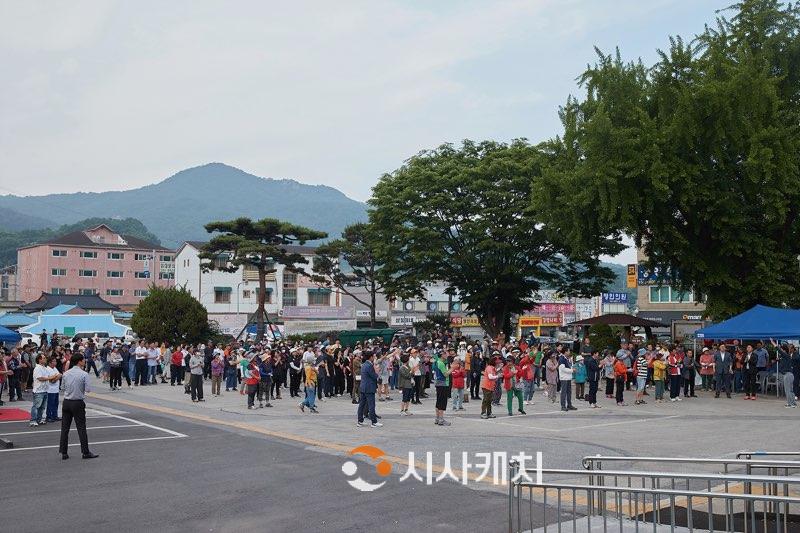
[355,310,388,319]
[534,303,575,313]
[518,316,542,328]
[282,306,354,320]
[390,315,423,326]
[602,292,628,304]
[626,264,637,288]
[450,316,480,327]
[283,319,357,335]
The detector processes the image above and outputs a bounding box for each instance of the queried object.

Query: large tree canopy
[369,140,620,338]
[535,0,800,318]
[199,218,326,340]
[131,285,210,345]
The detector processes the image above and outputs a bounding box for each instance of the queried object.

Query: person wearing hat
[573,355,587,401]
[257,353,273,408]
[502,357,525,416]
[299,359,319,414]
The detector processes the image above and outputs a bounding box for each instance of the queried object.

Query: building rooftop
[19,224,171,251]
[21,293,121,313]
[179,241,317,255]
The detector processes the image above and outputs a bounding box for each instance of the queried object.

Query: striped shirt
[636,357,648,377]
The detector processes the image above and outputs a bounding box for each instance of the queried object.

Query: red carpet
[0,407,30,421]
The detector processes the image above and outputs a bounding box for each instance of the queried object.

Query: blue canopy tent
[0,324,22,344]
[695,305,800,340]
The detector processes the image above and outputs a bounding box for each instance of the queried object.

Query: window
[51,268,67,277]
[52,249,67,257]
[107,252,124,260]
[78,270,97,277]
[160,255,173,262]
[51,288,66,295]
[158,272,174,280]
[106,289,124,297]
[283,288,297,307]
[649,286,694,303]
[282,272,297,285]
[134,253,149,261]
[213,256,229,269]
[254,288,273,304]
[107,271,123,278]
[135,271,150,279]
[79,251,98,259]
[214,288,231,303]
[78,288,98,295]
[308,289,331,306]
[134,289,149,297]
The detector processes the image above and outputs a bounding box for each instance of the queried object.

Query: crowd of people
[3,329,799,431]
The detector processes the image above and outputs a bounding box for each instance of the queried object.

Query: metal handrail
[738,451,800,460]
[508,461,800,533]
[582,455,800,470]
[530,467,800,486]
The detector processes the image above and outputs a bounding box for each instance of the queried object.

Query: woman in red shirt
[245,357,260,410]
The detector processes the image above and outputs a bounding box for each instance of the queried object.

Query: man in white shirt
[134,341,148,386]
[29,354,51,426]
[408,349,422,405]
[146,342,160,384]
[45,357,62,423]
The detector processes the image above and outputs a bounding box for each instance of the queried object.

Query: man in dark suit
[357,351,382,427]
[714,344,733,398]
[584,350,601,407]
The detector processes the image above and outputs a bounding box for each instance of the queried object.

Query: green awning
[307,288,331,294]
[255,288,273,293]
[214,286,232,293]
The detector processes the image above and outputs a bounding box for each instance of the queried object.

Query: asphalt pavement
[0,399,554,533]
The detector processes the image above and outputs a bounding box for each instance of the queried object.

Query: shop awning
[307,288,332,294]
[213,286,232,293]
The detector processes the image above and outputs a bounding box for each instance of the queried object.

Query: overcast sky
[1,1,730,263]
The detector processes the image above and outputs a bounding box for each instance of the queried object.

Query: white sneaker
[670,398,677,402]
[400,411,408,416]
[29,421,38,427]
[371,422,383,428]
[676,397,682,401]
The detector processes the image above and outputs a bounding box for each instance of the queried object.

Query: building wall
[174,244,338,317]
[635,248,705,314]
[17,244,175,306]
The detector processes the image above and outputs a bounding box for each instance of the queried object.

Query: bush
[131,285,211,345]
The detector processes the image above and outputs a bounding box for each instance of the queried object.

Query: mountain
[0,207,56,232]
[0,217,161,267]
[0,163,368,248]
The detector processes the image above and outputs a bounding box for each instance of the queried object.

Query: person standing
[357,351,382,427]
[714,344,733,398]
[480,354,499,419]
[667,349,683,402]
[772,340,797,408]
[432,350,451,426]
[682,349,697,398]
[289,353,303,398]
[409,348,423,405]
[134,341,148,386]
[146,342,160,385]
[502,357,525,416]
[469,349,483,400]
[398,353,414,416]
[29,354,50,427]
[298,360,318,413]
[558,350,576,412]
[107,348,123,390]
[449,359,466,412]
[614,356,628,406]
[45,357,62,422]
[257,353,273,408]
[210,352,224,396]
[742,345,759,400]
[585,350,601,408]
[351,351,362,405]
[170,346,185,386]
[188,350,205,402]
[58,354,98,460]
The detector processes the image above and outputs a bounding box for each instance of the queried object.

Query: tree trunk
[256,267,266,341]
[369,277,377,328]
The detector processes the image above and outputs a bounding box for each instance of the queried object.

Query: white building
[175,242,345,335]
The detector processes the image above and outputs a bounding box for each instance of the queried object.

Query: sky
[0,1,731,263]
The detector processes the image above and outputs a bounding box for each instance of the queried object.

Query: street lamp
[236,281,248,315]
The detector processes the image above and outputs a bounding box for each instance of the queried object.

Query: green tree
[369,140,620,338]
[131,285,210,344]
[587,324,620,353]
[311,222,416,327]
[536,0,800,318]
[199,217,326,341]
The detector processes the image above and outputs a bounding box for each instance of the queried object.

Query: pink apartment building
[17,224,175,309]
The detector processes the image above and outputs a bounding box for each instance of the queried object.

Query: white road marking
[0,424,140,436]
[559,414,681,431]
[0,435,184,452]
[102,412,187,437]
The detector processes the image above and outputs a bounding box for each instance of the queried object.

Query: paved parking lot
[0,407,185,455]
